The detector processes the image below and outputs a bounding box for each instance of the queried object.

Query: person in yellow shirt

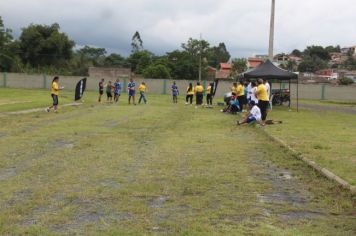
[46,76,63,113]
[185,82,194,105]
[236,81,245,112]
[195,82,204,106]
[206,82,214,107]
[256,79,269,124]
[231,82,238,94]
[138,82,147,104]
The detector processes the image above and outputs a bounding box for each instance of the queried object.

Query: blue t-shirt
[128,82,135,90]
[114,82,121,93]
[171,85,179,96]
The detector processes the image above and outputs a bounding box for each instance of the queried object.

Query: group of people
[46,76,271,126]
[225,78,271,126]
[98,78,147,105]
[183,82,215,107]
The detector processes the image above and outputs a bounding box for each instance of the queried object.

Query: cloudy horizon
[1,0,356,58]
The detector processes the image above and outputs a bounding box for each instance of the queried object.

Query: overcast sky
[1,0,356,58]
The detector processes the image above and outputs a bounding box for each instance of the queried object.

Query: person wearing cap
[237,100,261,125]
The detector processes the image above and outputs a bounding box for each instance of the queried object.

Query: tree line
[0,17,231,79]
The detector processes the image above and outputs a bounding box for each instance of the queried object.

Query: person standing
[206,82,214,107]
[249,81,259,105]
[98,78,104,103]
[236,81,245,112]
[264,79,271,99]
[46,76,63,113]
[256,79,269,125]
[231,82,238,94]
[106,81,113,102]
[195,82,204,106]
[114,79,122,103]
[185,83,194,105]
[127,78,136,105]
[171,81,179,103]
[138,82,147,104]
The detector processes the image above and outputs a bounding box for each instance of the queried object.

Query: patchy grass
[297,99,356,107]
[0,89,355,235]
[267,106,356,185]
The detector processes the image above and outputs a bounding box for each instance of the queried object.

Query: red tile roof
[220,63,232,70]
[216,70,231,79]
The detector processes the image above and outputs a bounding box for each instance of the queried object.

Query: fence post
[3,72,7,88]
[163,79,167,94]
[203,80,207,96]
[43,74,47,89]
[123,77,127,93]
[321,84,326,100]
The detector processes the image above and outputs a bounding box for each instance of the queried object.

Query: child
[46,76,64,113]
[171,81,179,103]
[127,78,136,105]
[138,82,147,104]
[206,82,214,107]
[106,80,113,102]
[114,79,122,103]
[98,78,104,103]
[186,83,194,105]
[195,82,204,105]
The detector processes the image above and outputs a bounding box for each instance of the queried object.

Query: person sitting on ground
[221,92,239,114]
[237,100,261,125]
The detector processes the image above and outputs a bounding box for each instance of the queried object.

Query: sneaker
[185,102,188,105]
[45,108,50,112]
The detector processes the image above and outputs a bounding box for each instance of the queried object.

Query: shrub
[338,77,354,85]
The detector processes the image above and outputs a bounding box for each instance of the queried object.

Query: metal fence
[1,73,356,101]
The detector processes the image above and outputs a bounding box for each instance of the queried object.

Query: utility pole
[199,33,202,81]
[268,0,275,61]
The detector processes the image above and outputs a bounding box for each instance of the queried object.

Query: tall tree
[207,42,231,68]
[0,16,21,71]
[231,58,247,77]
[131,31,143,52]
[19,23,74,67]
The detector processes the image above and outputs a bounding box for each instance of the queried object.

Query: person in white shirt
[249,81,259,105]
[237,101,261,125]
[246,80,252,102]
[264,79,271,99]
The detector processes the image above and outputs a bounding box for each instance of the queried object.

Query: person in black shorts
[106,80,113,102]
[98,78,104,103]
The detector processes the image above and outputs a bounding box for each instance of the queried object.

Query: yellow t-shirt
[139,84,146,92]
[187,86,194,95]
[206,86,212,95]
[51,81,59,95]
[256,84,269,101]
[195,85,204,93]
[237,84,244,96]
[231,86,238,94]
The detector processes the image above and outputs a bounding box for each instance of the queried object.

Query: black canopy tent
[242,59,299,111]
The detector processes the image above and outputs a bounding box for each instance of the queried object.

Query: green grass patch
[0,89,355,235]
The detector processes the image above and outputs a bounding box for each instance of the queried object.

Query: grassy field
[0,88,355,235]
[267,106,356,185]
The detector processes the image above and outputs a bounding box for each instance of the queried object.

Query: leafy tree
[131,31,143,52]
[303,45,330,61]
[291,49,302,57]
[207,42,231,68]
[231,58,247,77]
[297,56,328,72]
[325,45,341,53]
[19,23,74,67]
[339,77,354,85]
[166,50,197,80]
[104,53,125,66]
[181,37,210,57]
[143,64,171,79]
[342,56,356,70]
[128,50,153,74]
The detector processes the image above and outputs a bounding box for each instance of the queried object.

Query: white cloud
[1,0,356,57]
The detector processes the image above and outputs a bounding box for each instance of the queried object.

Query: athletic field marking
[0,100,33,106]
[0,103,82,115]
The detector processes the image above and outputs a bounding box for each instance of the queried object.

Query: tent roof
[243,59,298,80]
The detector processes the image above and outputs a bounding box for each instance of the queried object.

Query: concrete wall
[1,73,356,101]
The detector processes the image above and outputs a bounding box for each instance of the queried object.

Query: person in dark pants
[206,82,214,107]
[237,81,245,112]
[185,83,194,105]
[98,78,104,103]
[256,79,269,125]
[195,82,204,106]
[46,76,63,113]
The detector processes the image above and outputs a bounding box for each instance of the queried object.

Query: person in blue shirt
[114,79,122,103]
[127,78,136,105]
[171,81,179,103]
